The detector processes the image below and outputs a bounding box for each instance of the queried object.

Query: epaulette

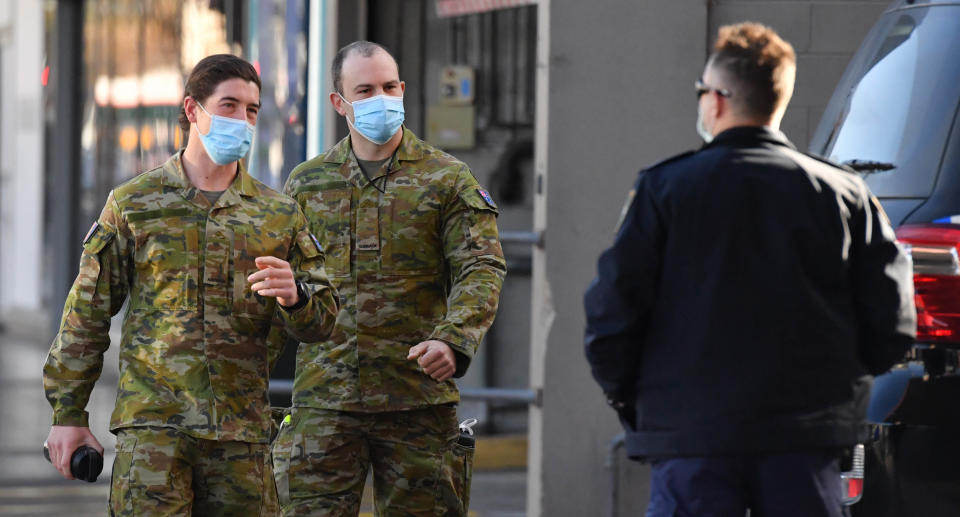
[641,149,696,173]
[798,150,856,174]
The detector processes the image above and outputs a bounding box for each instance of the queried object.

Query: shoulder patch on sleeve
[477,188,497,209]
[309,233,324,253]
[83,222,100,245]
[459,186,499,214]
[82,221,115,254]
[296,230,322,258]
[614,189,637,234]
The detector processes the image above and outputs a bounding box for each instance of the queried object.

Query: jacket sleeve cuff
[279,281,309,313]
[279,293,315,329]
[429,329,475,378]
[52,409,89,427]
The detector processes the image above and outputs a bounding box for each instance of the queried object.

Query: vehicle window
[810,7,960,198]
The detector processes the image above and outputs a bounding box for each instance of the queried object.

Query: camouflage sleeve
[276,207,340,344]
[432,178,507,377]
[43,191,131,427]
[265,321,293,373]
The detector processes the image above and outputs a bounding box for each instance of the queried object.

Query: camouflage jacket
[284,128,506,411]
[44,153,339,443]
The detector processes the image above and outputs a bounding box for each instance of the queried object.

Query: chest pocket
[381,189,442,276]
[302,189,351,278]
[130,215,200,310]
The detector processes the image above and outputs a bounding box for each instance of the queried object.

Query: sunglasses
[695,79,732,100]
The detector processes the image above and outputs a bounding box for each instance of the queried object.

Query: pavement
[0,324,527,516]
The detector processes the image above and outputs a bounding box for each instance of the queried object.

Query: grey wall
[535,0,891,514]
[539,1,707,514]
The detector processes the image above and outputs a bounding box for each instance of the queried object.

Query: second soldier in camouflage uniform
[43,55,339,516]
[272,41,505,516]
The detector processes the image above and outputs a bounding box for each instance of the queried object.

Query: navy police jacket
[584,126,916,460]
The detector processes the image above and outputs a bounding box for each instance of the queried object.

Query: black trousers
[645,450,850,517]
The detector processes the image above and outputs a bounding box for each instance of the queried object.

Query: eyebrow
[218,96,261,109]
[353,80,400,91]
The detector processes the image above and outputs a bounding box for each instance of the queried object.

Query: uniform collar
[324,127,426,189]
[705,125,796,151]
[161,151,260,209]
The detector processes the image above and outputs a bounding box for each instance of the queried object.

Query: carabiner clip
[458,418,478,436]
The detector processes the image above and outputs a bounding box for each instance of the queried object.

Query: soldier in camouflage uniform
[43,54,339,516]
[272,41,505,516]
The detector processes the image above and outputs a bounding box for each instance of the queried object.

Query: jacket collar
[160,151,260,209]
[323,127,426,189]
[705,125,796,151]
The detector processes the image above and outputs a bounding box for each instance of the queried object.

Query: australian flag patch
[82,221,100,245]
[309,233,324,253]
[478,188,497,209]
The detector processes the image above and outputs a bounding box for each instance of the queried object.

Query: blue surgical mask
[340,93,405,145]
[696,105,714,144]
[195,102,255,165]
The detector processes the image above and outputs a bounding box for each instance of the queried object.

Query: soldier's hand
[45,425,104,480]
[249,256,298,307]
[407,340,456,382]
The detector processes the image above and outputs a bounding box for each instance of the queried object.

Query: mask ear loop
[193,100,214,136]
[337,93,357,127]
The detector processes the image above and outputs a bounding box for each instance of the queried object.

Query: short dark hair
[331,41,395,94]
[178,54,261,143]
[709,23,796,120]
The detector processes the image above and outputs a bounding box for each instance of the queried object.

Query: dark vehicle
[810,1,960,515]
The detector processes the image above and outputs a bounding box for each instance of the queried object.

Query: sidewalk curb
[475,433,527,470]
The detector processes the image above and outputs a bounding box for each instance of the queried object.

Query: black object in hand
[42,443,103,482]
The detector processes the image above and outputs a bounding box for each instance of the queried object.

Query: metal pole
[269,381,541,406]
[606,432,626,517]
[49,0,84,337]
[500,230,544,247]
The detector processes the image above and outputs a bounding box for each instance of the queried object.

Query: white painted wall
[0,0,45,332]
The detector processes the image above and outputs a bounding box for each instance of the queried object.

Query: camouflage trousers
[110,426,279,516]
[272,405,473,516]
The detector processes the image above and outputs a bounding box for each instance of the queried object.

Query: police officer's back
[584,23,915,517]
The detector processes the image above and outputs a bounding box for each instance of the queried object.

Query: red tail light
[896,224,960,344]
[841,444,865,506]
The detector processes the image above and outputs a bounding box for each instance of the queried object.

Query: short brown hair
[178,54,261,143]
[331,41,395,94]
[710,22,796,120]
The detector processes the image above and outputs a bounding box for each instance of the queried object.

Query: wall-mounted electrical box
[427,104,475,150]
[439,65,474,105]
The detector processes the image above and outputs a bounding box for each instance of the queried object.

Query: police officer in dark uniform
[584,22,916,517]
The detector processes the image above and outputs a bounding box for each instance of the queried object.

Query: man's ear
[330,92,347,116]
[713,93,729,122]
[184,97,199,124]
